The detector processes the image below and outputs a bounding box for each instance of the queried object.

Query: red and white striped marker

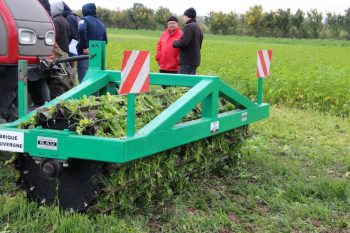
[256,50,272,78]
[119,50,150,94]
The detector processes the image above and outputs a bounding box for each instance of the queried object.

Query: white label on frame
[37,136,58,150]
[0,130,24,152]
[241,112,248,122]
[210,121,219,133]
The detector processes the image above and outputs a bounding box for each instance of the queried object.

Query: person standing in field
[50,1,70,54]
[62,2,80,50]
[50,1,75,96]
[173,7,203,75]
[156,16,183,74]
[77,3,108,82]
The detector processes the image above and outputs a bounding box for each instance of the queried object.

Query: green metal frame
[18,60,28,118]
[0,41,269,164]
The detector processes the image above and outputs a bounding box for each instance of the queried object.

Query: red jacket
[156,27,182,72]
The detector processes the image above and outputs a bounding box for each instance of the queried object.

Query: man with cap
[173,7,203,75]
[156,16,183,74]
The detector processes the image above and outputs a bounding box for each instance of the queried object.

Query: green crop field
[0,29,349,232]
[106,29,350,117]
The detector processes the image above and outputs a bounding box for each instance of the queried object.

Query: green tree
[305,9,323,38]
[207,11,227,35]
[325,13,344,39]
[244,5,264,36]
[125,3,155,30]
[133,3,155,30]
[275,9,291,37]
[112,10,128,28]
[261,11,277,37]
[344,8,350,39]
[154,7,172,30]
[206,11,239,35]
[96,7,113,28]
[290,9,306,38]
[226,12,239,35]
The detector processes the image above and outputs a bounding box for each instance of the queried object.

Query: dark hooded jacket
[62,2,79,41]
[76,3,107,55]
[173,18,203,66]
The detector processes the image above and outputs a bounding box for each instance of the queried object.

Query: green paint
[127,93,136,137]
[18,60,28,118]
[257,77,263,105]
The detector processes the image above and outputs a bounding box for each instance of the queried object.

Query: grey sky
[54,0,350,16]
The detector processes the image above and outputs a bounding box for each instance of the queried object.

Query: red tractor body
[0,0,55,65]
[0,0,79,122]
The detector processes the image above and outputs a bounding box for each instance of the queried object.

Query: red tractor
[0,0,84,122]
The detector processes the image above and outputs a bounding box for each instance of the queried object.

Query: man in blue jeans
[173,7,203,75]
[76,3,107,82]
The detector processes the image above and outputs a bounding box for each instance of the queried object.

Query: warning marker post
[127,93,136,137]
[120,50,150,137]
[256,50,272,105]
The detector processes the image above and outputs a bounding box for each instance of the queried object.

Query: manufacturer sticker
[241,112,248,122]
[0,130,24,152]
[210,121,219,133]
[37,136,58,150]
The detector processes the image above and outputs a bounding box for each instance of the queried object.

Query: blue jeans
[77,59,89,83]
[178,65,198,75]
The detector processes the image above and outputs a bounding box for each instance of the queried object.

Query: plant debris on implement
[0,41,269,212]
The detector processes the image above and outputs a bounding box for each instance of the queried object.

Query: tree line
[83,3,350,40]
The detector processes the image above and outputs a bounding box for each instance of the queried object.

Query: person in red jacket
[156,16,183,74]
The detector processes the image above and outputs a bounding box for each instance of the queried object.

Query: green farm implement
[0,41,269,212]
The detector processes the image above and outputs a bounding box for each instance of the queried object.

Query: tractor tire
[0,91,18,122]
[0,67,18,122]
[4,96,18,122]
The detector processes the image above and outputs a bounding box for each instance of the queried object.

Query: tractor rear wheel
[0,67,18,122]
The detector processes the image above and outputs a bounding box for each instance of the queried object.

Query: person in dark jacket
[62,2,79,42]
[51,1,70,54]
[173,7,203,75]
[39,0,51,16]
[77,3,108,82]
[50,2,75,98]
